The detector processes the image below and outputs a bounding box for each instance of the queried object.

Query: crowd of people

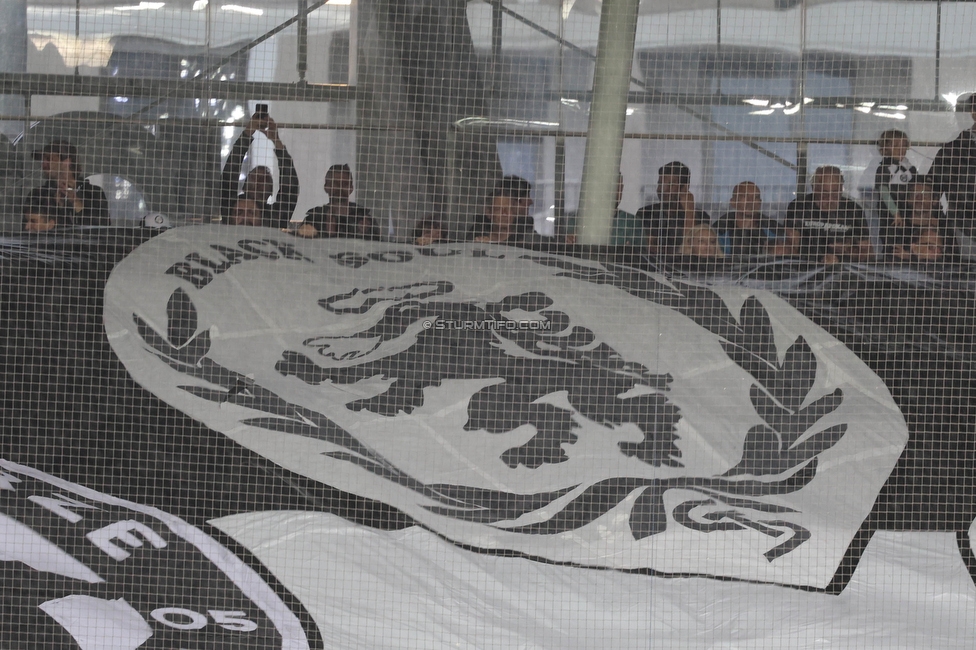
[22,95,976,265]
[446,142,955,264]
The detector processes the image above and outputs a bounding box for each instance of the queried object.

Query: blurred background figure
[680,224,724,258]
[221,105,299,228]
[412,216,446,245]
[228,184,266,227]
[298,164,378,240]
[638,161,713,256]
[468,175,542,241]
[884,180,947,263]
[785,166,873,264]
[930,93,976,258]
[470,176,542,245]
[28,139,109,227]
[22,194,56,233]
[714,181,793,257]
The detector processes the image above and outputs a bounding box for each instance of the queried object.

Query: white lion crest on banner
[131,256,845,559]
[104,230,908,587]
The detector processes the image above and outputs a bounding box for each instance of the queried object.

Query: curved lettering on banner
[104,226,909,589]
[0,460,313,649]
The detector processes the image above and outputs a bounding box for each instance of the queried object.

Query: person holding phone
[27,139,110,227]
[220,103,299,228]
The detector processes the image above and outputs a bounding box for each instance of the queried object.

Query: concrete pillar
[0,0,26,125]
[577,0,640,245]
[357,0,500,240]
[0,0,25,232]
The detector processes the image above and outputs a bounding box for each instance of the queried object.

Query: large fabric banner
[210,511,976,650]
[104,226,909,588]
[0,460,311,649]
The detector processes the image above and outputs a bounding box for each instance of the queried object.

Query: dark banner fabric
[1,228,975,645]
[0,460,311,650]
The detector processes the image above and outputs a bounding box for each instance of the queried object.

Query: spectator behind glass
[873,129,916,232]
[229,182,265,227]
[468,175,535,243]
[784,166,873,264]
[637,161,719,257]
[885,180,946,263]
[27,139,109,227]
[680,224,724,258]
[220,109,299,228]
[470,175,542,245]
[297,164,378,240]
[23,194,57,233]
[564,173,643,246]
[713,182,794,257]
[471,186,520,243]
[412,216,446,245]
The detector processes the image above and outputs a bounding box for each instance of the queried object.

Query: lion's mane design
[276,281,683,469]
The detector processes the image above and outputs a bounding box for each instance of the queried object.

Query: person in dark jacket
[883,179,949,263]
[469,175,544,246]
[784,165,874,264]
[220,112,299,228]
[929,93,976,238]
[636,161,717,256]
[713,182,792,257]
[26,139,109,227]
[297,164,379,240]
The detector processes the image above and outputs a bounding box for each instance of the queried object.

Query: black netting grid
[1,1,976,648]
